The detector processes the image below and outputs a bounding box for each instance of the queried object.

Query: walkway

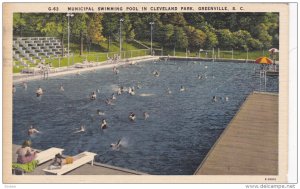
[194,92,278,175]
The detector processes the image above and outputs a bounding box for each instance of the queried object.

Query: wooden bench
[43,151,97,175]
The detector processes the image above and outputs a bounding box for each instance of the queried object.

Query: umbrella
[255,56,273,64]
[268,48,279,53]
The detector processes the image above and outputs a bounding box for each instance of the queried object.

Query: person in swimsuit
[16,140,38,164]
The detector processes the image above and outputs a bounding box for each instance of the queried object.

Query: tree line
[13,12,279,54]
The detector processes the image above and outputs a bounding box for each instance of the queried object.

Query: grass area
[13,40,278,73]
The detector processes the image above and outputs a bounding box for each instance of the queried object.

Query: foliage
[13,12,279,52]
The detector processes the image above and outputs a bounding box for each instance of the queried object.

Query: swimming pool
[13,60,279,175]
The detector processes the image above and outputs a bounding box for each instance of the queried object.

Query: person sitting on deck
[48,153,81,169]
[16,140,38,164]
[129,112,136,122]
[28,125,40,136]
[101,119,108,129]
[36,86,43,97]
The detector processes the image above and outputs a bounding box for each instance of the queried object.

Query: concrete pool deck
[13,55,159,84]
[12,144,146,175]
[194,92,278,175]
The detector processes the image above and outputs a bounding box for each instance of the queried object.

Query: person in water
[36,86,43,97]
[13,85,16,94]
[74,125,85,133]
[111,93,116,100]
[16,140,38,164]
[60,84,64,91]
[143,112,149,120]
[110,139,122,150]
[212,96,217,102]
[28,125,40,136]
[129,112,136,121]
[180,85,185,92]
[101,119,107,129]
[96,109,105,116]
[90,91,97,100]
[23,82,28,90]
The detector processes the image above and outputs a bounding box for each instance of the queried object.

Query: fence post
[218,48,220,58]
[161,48,163,56]
[131,51,132,58]
[58,57,60,67]
[231,49,234,59]
[246,49,248,63]
[186,48,187,58]
[173,48,175,57]
[212,48,214,58]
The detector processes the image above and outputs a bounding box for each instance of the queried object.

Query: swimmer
[111,93,116,100]
[180,86,185,92]
[225,96,229,102]
[74,125,85,133]
[13,85,16,94]
[60,84,64,91]
[90,91,97,100]
[143,112,149,120]
[212,96,217,102]
[96,109,105,116]
[128,87,135,96]
[100,119,107,129]
[198,74,203,80]
[97,89,100,93]
[36,86,43,97]
[105,98,113,105]
[117,87,122,95]
[28,125,40,136]
[76,71,81,76]
[110,139,121,150]
[22,82,28,90]
[205,66,208,69]
[167,88,172,94]
[129,112,136,122]
[153,71,160,77]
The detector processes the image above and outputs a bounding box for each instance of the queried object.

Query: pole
[246,49,249,62]
[174,48,175,56]
[218,48,220,58]
[212,48,214,59]
[232,49,234,59]
[150,22,154,56]
[67,15,70,67]
[119,18,123,59]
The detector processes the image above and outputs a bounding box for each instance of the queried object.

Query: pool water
[13,60,279,175]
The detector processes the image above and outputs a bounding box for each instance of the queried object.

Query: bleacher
[13,37,69,66]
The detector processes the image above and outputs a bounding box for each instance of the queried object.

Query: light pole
[149,22,154,56]
[66,13,74,67]
[119,18,124,59]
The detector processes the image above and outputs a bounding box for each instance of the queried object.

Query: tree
[87,14,106,46]
[217,29,234,49]
[71,13,89,55]
[171,26,188,49]
[102,13,119,51]
[184,26,206,50]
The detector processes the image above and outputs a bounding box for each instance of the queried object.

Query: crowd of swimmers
[13,60,234,164]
